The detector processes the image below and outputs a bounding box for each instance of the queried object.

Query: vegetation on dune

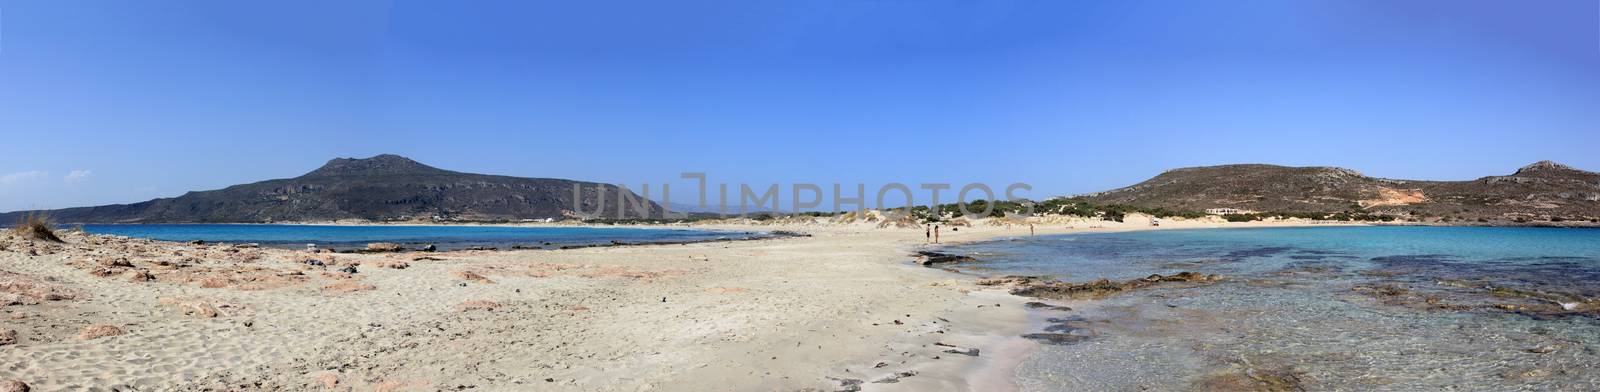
[910,196,1412,223]
[1032,199,1207,222]
[904,198,1210,223]
[12,211,63,242]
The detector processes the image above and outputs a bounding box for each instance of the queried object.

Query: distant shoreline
[72,223,799,252]
[41,216,1600,229]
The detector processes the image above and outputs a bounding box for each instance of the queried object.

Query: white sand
[0,215,1340,391]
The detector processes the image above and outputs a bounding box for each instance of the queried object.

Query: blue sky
[1,0,1597,211]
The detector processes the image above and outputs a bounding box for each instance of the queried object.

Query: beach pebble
[0,293,29,306]
[338,265,358,274]
[828,377,863,392]
[934,342,979,356]
[942,347,979,356]
[0,329,16,346]
[322,281,376,293]
[313,372,339,389]
[458,300,502,311]
[871,370,918,384]
[199,277,230,288]
[77,324,125,340]
[452,270,495,284]
[365,242,404,252]
[0,379,28,392]
[127,270,155,282]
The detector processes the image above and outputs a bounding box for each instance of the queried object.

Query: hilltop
[1075,161,1600,223]
[0,155,661,223]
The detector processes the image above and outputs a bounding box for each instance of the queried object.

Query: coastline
[1,216,1352,391]
[895,217,1364,390]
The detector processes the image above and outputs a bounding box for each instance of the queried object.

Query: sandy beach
[1,215,1339,391]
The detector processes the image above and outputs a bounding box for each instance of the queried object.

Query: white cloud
[0,170,46,185]
[64,169,92,184]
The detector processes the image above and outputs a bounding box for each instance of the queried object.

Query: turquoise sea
[944,226,1600,391]
[79,224,752,251]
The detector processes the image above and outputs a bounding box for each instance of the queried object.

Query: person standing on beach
[1029,223,1035,236]
[925,226,931,243]
[934,225,941,244]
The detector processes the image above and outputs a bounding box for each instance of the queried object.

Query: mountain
[1075,161,1600,222]
[2,155,663,223]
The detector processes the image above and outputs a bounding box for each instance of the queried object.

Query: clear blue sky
[2,0,1597,211]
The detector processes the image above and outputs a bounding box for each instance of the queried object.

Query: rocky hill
[2,155,662,223]
[1076,161,1600,223]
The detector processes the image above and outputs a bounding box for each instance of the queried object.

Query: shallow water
[79,224,752,250]
[946,226,1600,391]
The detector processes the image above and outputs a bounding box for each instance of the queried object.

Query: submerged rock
[1021,333,1092,345]
[976,275,1038,286]
[1192,365,1306,391]
[1011,272,1224,300]
[914,251,977,266]
[1526,344,1561,354]
[1023,301,1073,311]
[1354,278,1597,317]
[1503,367,1553,380]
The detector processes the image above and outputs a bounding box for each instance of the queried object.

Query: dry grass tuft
[11,212,62,242]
